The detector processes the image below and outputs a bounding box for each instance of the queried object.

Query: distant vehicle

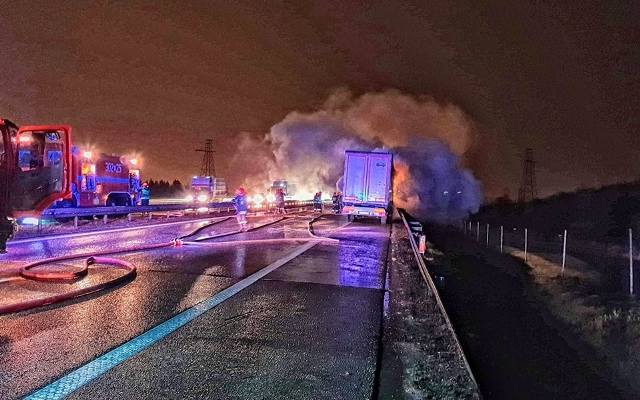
[270,179,297,198]
[55,149,141,207]
[186,176,227,204]
[341,150,393,224]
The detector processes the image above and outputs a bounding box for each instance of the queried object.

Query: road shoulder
[377,222,480,399]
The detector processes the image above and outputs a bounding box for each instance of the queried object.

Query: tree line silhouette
[146,179,185,198]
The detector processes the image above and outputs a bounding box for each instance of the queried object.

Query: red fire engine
[1,121,73,251]
[60,149,141,207]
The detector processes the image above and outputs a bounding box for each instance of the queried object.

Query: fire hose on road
[0,213,333,316]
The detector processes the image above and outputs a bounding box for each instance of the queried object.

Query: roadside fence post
[127,213,132,222]
[561,229,567,276]
[524,228,528,262]
[630,228,634,296]
[500,225,504,253]
[74,216,79,229]
[476,221,480,241]
[103,214,108,224]
[486,223,490,247]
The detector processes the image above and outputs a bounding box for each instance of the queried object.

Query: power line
[518,147,537,203]
[195,139,216,177]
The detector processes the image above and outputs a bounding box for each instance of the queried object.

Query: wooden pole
[486,224,490,246]
[524,228,528,262]
[630,228,634,296]
[561,229,567,276]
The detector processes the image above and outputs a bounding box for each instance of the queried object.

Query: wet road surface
[0,212,391,399]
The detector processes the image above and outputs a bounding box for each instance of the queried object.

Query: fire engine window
[46,150,62,167]
[17,134,45,172]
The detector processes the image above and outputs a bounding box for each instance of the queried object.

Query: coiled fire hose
[0,215,316,316]
[0,216,236,316]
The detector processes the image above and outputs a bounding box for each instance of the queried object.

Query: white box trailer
[342,150,393,224]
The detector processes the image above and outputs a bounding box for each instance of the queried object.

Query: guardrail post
[103,214,108,224]
[476,221,480,241]
[74,216,79,229]
[148,212,152,221]
[500,225,504,253]
[127,213,132,222]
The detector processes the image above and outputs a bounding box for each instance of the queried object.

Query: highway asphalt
[0,212,391,399]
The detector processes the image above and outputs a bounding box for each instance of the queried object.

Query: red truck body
[67,150,140,207]
[3,123,73,217]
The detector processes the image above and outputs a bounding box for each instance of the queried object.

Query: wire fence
[462,220,638,298]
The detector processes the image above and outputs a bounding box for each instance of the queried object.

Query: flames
[392,159,420,212]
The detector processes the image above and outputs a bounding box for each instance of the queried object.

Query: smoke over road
[231,89,482,221]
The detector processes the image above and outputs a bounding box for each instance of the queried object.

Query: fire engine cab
[58,149,141,207]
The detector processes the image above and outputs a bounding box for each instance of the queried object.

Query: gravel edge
[378,223,480,399]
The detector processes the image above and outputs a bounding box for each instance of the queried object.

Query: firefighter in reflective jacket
[332,192,340,214]
[233,187,248,231]
[313,192,323,213]
[275,188,286,214]
[139,182,151,206]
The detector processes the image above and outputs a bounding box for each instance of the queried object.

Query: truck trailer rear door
[365,153,392,205]
[343,152,368,203]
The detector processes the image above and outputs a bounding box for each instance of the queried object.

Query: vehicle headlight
[252,194,265,205]
[19,217,39,226]
[185,194,194,202]
[197,194,208,203]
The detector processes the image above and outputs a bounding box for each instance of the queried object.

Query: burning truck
[341,150,393,224]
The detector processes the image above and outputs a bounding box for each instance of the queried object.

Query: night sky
[1,1,638,199]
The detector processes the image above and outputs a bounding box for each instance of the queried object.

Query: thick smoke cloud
[230,89,482,221]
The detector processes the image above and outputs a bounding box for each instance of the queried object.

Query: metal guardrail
[399,209,481,395]
[40,200,314,219]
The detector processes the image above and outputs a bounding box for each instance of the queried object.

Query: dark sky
[1,0,638,199]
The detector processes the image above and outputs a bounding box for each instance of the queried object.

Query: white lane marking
[24,240,322,400]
